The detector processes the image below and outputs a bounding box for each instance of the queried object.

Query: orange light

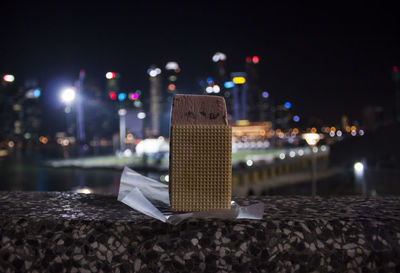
[345,126,351,132]
[311,127,317,133]
[293,128,299,134]
[168,84,176,91]
[40,136,48,144]
[330,126,336,132]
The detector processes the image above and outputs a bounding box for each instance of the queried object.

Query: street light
[60,87,76,104]
[354,161,367,196]
[302,133,322,197]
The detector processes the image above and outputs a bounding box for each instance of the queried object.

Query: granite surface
[0,192,400,272]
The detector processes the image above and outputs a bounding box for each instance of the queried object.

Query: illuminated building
[148,65,162,137]
[245,56,262,121]
[231,121,273,142]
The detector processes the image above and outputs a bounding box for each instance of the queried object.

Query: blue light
[206,77,213,84]
[262,91,269,98]
[33,89,41,98]
[118,93,127,101]
[224,81,235,88]
[284,102,292,109]
[293,115,300,122]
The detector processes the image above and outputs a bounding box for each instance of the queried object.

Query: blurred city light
[279,153,285,160]
[147,68,161,77]
[336,130,343,137]
[359,129,365,136]
[302,133,321,146]
[351,130,357,136]
[212,52,227,62]
[246,159,253,167]
[109,91,117,100]
[165,61,179,70]
[118,109,127,116]
[39,136,48,144]
[25,89,41,99]
[252,56,260,64]
[135,138,168,156]
[205,86,213,93]
[105,72,116,79]
[8,141,15,148]
[224,81,235,88]
[134,100,143,108]
[206,77,213,84]
[3,74,15,82]
[293,115,300,122]
[118,93,127,101]
[60,87,76,104]
[130,93,139,100]
[246,56,252,63]
[312,146,318,153]
[329,131,335,137]
[168,84,176,91]
[33,89,41,98]
[284,102,292,109]
[137,112,146,119]
[123,149,133,157]
[354,162,364,174]
[169,75,177,82]
[289,151,296,158]
[76,188,92,194]
[232,76,246,84]
[393,65,399,72]
[262,91,269,98]
[213,85,220,93]
[298,149,304,156]
[62,139,70,146]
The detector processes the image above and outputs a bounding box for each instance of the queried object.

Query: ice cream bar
[169,94,232,212]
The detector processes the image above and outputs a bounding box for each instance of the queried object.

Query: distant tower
[105,71,119,92]
[212,52,227,83]
[231,72,247,122]
[147,65,162,137]
[165,61,180,94]
[75,70,86,143]
[245,56,261,121]
[159,61,181,137]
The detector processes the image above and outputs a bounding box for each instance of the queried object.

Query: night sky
[1,2,399,126]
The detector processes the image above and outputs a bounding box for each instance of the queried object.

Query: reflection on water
[1,148,400,196]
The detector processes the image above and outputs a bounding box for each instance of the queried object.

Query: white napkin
[118,167,265,225]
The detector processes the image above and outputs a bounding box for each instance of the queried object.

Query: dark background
[1,2,399,127]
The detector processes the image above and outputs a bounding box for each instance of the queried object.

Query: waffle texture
[169,125,232,212]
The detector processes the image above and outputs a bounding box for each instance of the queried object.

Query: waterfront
[2,144,399,197]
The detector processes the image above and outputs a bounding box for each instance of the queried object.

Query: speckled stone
[0,192,400,272]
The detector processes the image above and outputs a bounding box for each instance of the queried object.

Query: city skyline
[1,2,399,126]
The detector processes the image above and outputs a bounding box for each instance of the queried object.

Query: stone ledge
[0,192,400,272]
